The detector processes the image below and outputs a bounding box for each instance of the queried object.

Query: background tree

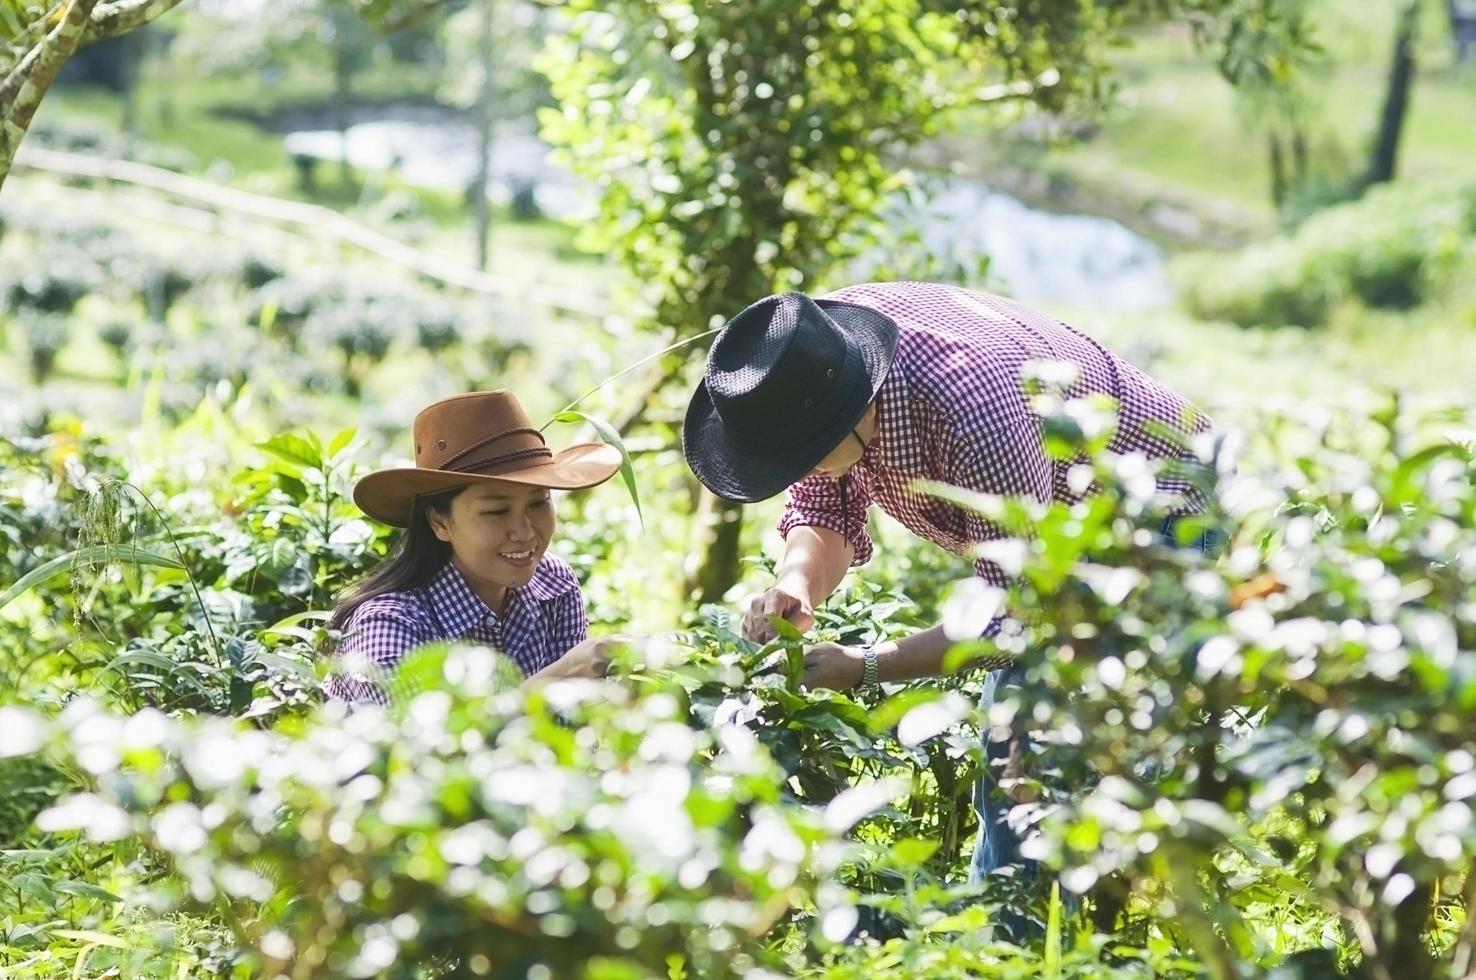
[540,0,1319,604]
[0,0,450,191]
[1365,0,1421,188]
[439,0,552,267]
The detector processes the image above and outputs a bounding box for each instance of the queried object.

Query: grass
[34,66,615,303]
[960,0,1476,238]
[1065,279,1476,423]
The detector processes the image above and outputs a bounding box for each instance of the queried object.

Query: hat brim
[682,300,899,503]
[353,442,622,527]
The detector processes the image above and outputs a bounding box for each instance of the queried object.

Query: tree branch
[369,0,457,35]
[0,0,100,191]
[82,0,186,44]
[0,0,99,124]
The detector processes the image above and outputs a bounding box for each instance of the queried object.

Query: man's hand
[799,642,866,692]
[742,586,814,643]
[999,736,1040,803]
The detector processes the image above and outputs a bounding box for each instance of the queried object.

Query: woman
[325,389,625,701]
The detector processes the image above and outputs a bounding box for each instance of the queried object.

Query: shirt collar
[423,560,493,637]
[521,556,580,602]
[423,556,579,635]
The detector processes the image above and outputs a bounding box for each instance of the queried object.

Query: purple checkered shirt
[778,282,1212,636]
[325,554,588,702]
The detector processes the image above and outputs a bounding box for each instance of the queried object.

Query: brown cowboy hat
[353,390,621,527]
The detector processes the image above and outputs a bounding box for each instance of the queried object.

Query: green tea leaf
[50,928,129,949]
[52,880,122,904]
[257,433,322,471]
[551,410,643,529]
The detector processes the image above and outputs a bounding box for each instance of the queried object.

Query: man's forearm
[872,623,1000,682]
[774,525,853,608]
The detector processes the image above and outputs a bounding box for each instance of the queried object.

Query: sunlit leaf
[1,546,184,612]
[550,410,643,529]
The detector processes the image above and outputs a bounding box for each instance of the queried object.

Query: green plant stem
[116,480,222,664]
[540,326,722,432]
[1155,846,1240,980]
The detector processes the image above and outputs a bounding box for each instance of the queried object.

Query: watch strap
[860,643,879,687]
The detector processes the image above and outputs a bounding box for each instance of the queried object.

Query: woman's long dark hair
[327,488,463,636]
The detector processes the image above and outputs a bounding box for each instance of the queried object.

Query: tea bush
[2,391,1474,979]
[0,199,525,423]
[1177,181,1476,327]
[7,663,878,980]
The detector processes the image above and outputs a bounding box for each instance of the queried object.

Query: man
[681,280,1213,884]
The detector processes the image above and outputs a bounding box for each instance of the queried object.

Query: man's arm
[798,622,1011,690]
[743,525,854,641]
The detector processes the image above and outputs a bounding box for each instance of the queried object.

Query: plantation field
[4,147,1476,978]
[5,2,1476,976]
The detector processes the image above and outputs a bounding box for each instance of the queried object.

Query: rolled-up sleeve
[325,603,435,703]
[776,474,874,566]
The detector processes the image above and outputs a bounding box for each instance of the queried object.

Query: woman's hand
[532,635,632,681]
[799,642,866,692]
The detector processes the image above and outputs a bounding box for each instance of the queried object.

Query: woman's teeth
[501,550,534,561]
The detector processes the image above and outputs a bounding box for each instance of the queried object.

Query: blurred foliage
[1176,179,1476,326]
[540,0,1320,334]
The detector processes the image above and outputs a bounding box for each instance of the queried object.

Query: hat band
[450,445,554,474]
[440,426,554,474]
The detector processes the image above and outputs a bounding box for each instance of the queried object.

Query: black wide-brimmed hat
[682,291,899,503]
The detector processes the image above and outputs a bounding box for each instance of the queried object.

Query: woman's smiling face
[427,481,555,608]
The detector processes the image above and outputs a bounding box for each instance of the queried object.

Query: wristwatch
[859,643,879,687]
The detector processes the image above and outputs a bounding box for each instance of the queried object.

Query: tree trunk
[687,491,745,606]
[1378,877,1436,980]
[1451,868,1476,978]
[1451,1,1476,63]
[472,0,496,270]
[119,34,142,134]
[1366,0,1420,188]
[334,57,353,190]
[1268,133,1287,208]
[0,0,103,192]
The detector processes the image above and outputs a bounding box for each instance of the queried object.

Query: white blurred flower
[823,779,906,835]
[941,577,1005,640]
[741,806,805,876]
[37,793,132,841]
[0,706,48,758]
[153,802,208,854]
[121,708,172,751]
[897,695,970,748]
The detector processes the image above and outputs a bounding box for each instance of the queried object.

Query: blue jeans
[968,662,1031,885]
[967,514,1221,889]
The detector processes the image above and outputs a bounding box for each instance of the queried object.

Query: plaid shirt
[778,282,1211,619]
[325,555,588,702]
